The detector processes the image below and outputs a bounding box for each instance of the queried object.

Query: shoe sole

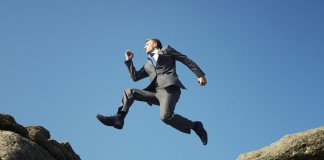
[114,125,123,129]
[96,114,114,126]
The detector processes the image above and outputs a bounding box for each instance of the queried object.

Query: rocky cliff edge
[0,113,81,160]
[237,126,324,160]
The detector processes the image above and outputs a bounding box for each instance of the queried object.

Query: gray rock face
[237,126,324,160]
[0,113,81,160]
[0,131,56,160]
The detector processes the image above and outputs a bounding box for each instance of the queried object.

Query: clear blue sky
[1,1,323,160]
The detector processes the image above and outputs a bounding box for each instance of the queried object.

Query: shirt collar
[152,49,159,54]
[149,49,159,61]
[149,49,159,57]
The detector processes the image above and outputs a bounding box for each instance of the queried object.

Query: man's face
[144,40,156,54]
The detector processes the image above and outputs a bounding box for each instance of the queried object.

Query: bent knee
[124,88,134,96]
[124,88,132,93]
[160,115,173,124]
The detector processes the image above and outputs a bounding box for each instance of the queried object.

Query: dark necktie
[147,53,156,66]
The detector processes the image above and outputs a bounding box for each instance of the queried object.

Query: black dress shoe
[96,114,124,129]
[193,121,208,145]
[96,114,115,126]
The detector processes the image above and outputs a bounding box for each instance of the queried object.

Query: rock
[0,113,81,160]
[0,113,18,124]
[0,123,29,138]
[49,140,78,160]
[237,126,324,160]
[0,130,56,160]
[0,114,28,138]
[26,126,66,160]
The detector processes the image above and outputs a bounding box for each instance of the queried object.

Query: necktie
[147,53,156,66]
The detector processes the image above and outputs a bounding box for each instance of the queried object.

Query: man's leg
[97,88,159,129]
[155,86,208,145]
[120,88,159,113]
[155,86,194,134]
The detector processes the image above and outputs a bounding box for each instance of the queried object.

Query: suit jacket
[124,45,205,91]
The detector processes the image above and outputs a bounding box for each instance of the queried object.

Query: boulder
[237,126,324,160]
[0,113,81,160]
[0,130,56,160]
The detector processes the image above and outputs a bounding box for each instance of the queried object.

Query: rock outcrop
[0,113,81,160]
[237,126,324,160]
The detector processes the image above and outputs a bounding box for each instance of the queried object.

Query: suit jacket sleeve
[165,45,206,78]
[124,59,149,81]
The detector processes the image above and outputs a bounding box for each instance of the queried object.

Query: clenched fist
[125,50,134,60]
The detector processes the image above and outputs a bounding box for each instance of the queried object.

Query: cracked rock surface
[0,113,81,160]
[237,126,324,160]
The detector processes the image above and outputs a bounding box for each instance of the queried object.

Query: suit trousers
[119,86,194,134]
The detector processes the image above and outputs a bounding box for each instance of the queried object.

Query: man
[97,38,208,145]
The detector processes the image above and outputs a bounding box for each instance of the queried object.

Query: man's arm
[166,46,207,86]
[124,50,148,82]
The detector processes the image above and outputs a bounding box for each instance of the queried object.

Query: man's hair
[146,38,162,49]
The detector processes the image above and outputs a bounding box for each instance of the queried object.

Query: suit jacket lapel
[147,50,164,68]
[155,50,164,66]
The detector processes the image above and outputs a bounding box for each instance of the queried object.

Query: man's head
[144,38,162,54]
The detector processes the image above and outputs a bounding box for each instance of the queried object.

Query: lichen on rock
[0,113,81,160]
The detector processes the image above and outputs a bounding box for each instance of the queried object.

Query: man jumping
[97,38,208,145]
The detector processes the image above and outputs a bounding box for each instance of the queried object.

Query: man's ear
[153,41,157,48]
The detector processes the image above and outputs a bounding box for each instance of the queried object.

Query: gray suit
[120,45,205,134]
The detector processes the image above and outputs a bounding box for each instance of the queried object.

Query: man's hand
[198,76,207,86]
[125,50,134,60]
